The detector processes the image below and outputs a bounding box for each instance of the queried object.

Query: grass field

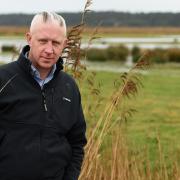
[79,63,180,171]
[1,26,180,37]
[126,65,180,165]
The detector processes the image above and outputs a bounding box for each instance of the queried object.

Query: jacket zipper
[42,90,48,112]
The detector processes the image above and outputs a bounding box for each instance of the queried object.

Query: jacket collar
[17,45,64,75]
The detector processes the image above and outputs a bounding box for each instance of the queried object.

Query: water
[1,35,180,63]
[95,35,180,49]
[84,60,148,74]
[0,37,26,50]
[99,35,180,43]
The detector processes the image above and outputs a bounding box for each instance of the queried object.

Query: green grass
[80,64,180,166]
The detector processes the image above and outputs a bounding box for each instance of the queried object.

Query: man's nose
[45,42,54,54]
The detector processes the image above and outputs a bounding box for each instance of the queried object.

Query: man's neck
[37,67,51,80]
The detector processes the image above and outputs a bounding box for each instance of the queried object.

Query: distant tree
[1,12,180,27]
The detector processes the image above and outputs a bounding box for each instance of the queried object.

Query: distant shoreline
[1,26,180,37]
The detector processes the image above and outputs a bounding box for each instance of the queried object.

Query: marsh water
[1,35,180,65]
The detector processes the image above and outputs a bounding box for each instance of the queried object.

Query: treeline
[0,12,180,27]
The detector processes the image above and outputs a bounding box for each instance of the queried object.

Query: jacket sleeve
[63,90,87,180]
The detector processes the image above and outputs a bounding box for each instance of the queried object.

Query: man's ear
[63,38,68,48]
[26,32,32,46]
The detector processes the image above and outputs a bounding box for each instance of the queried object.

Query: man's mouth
[41,57,54,60]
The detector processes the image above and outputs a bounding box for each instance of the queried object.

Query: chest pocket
[51,83,74,132]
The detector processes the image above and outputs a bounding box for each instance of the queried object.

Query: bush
[149,48,168,64]
[87,48,107,61]
[106,45,129,62]
[132,47,180,64]
[167,48,180,63]
[87,46,180,64]
[131,46,141,63]
[1,45,17,53]
[87,45,129,62]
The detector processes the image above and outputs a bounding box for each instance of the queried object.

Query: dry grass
[1,25,180,37]
[85,26,180,36]
[0,26,28,36]
[79,127,180,180]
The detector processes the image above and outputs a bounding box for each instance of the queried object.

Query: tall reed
[62,1,180,179]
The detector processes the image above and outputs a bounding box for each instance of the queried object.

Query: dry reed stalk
[110,131,129,180]
[62,0,93,78]
[93,159,98,180]
[106,129,150,180]
[81,0,92,24]
[79,51,151,179]
[172,162,180,180]
[144,148,152,180]
[110,132,119,180]
[156,133,169,180]
[83,72,102,118]
[99,167,105,180]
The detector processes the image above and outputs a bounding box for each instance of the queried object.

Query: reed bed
[62,1,180,179]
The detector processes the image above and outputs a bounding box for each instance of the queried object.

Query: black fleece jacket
[0,45,87,180]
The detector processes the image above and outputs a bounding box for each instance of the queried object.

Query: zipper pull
[44,100,48,111]
[42,91,48,112]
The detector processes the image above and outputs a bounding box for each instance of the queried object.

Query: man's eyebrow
[38,38,48,42]
[52,40,62,44]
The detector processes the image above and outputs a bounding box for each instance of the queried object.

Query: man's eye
[39,39,47,44]
[53,41,62,46]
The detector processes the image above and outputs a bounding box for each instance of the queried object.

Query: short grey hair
[30,11,67,35]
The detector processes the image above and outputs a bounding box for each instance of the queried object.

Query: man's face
[26,21,67,71]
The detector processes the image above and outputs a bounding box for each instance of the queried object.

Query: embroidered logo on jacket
[62,97,71,102]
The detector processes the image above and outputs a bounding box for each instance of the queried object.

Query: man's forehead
[31,20,59,30]
[32,25,66,40]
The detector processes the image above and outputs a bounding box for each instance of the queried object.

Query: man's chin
[39,63,54,70]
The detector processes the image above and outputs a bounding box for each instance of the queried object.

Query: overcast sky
[0,0,179,14]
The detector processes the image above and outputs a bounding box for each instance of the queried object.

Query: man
[0,12,86,180]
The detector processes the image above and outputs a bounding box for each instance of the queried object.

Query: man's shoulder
[0,61,17,72]
[0,62,19,89]
[0,61,18,79]
[59,71,77,84]
[57,71,80,92]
